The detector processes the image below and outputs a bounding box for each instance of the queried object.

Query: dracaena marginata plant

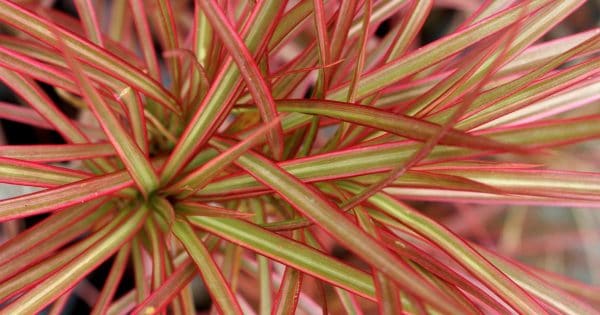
[0,0,598,314]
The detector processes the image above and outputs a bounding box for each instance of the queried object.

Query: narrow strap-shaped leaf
[175,201,254,219]
[0,157,87,187]
[408,0,585,116]
[0,36,153,109]
[353,208,402,315]
[57,33,159,196]
[484,115,600,148]
[172,219,243,315]
[430,169,600,201]
[0,170,132,222]
[430,33,600,128]
[208,138,466,313]
[74,0,104,46]
[0,143,115,162]
[90,243,131,315]
[329,0,360,67]
[374,204,595,312]
[243,0,291,63]
[107,291,136,315]
[386,0,432,59]
[311,0,331,97]
[408,12,528,118]
[132,259,196,314]
[497,29,599,77]
[333,287,364,315]
[163,49,210,115]
[385,188,600,209]
[268,0,328,51]
[106,0,127,41]
[146,218,166,291]
[0,101,53,130]
[0,1,179,112]
[0,204,147,314]
[345,0,371,103]
[220,238,243,292]
[192,5,213,68]
[273,99,521,152]
[196,0,284,160]
[247,199,273,315]
[272,265,303,315]
[368,209,522,313]
[153,0,181,91]
[260,171,502,232]
[131,236,148,303]
[186,215,376,300]
[271,228,304,315]
[47,290,71,315]
[327,185,399,314]
[119,88,149,154]
[263,0,407,102]
[128,0,161,80]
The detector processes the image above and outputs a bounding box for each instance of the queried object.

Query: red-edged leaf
[272,266,303,315]
[0,143,115,162]
[386,0,433,59]
[311,0,331,96]
[0,157,87,187]
[345,0,371,103]
[187,215,376,300]
[273,99,522,152]
[74,0,104,46]
[152,0,181,90]
[132,258,196,314]
[0,101,53,130]
[0,170,132,222]
[128,0,161,80]
[90,243,131,315]
[172,219,243,314]
[175,201,254,219]
[429,169,600,201]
